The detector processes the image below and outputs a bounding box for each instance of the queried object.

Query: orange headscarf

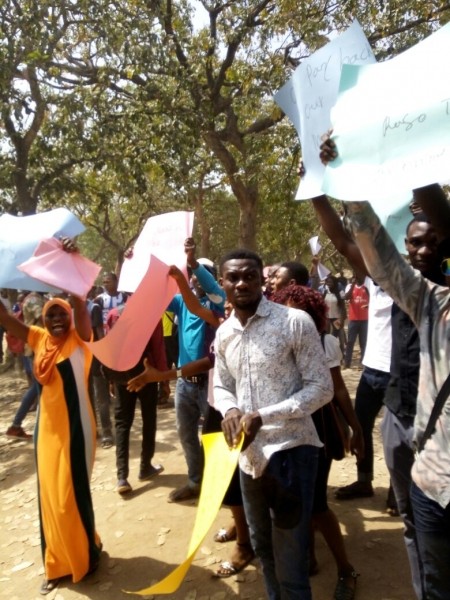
[34,298,76,385]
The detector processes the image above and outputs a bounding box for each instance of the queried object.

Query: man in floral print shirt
[214,249,333,600]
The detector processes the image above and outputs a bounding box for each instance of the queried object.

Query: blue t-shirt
[167,264,225,366]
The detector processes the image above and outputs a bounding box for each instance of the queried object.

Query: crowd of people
[1,160,449,599]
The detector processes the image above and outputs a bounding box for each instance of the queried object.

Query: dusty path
[0,366,414,600]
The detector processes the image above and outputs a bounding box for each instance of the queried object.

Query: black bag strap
[417,373,450,453]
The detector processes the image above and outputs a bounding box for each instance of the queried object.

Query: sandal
[213,549,255,578]
[40,578,61,595]
[334,571,359,600]
[213,542,255,578]
[213,525,237,543]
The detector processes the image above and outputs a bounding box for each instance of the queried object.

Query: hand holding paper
[0,208,85,291]
[322,22,450,200]
[17,237,101,299]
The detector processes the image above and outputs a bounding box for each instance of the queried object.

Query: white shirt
[213,296,333,478]
[362,277,393,372]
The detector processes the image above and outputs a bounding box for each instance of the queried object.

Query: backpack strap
[417,373,450,453]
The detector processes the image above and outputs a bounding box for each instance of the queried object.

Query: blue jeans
[175,378,209,487]
[410,482,450,600]
[13,356,40,427]
[240,445,319,600]
[344,319,368,367]
[355,366,391,481]
[382,410,425,599]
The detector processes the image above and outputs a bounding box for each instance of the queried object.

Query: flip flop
[40,578,61,595]
[213,526,237,543]
[213,548,255,579]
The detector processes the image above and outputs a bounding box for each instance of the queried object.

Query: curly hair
[271,284,328,333]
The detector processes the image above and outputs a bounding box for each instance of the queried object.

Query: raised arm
[60,238,92,341]
[185,238,225,308]
[169,265,220,327]
[0,300,29,341]
[298,160,367,278]
[311,197,367,279]
[71,295,92,342]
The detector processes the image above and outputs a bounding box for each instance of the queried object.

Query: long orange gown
[28,325,101,582]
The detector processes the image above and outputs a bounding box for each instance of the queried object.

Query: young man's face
[272,266,291,292]
[405,221,439,274]
[103,275,118,295]
[221,259,263,310]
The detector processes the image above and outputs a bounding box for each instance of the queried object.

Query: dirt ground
[0,363,414,600]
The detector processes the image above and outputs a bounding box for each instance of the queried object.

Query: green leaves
[1,0,449,263]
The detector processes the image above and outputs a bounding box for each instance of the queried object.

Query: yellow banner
[126,432,242,596]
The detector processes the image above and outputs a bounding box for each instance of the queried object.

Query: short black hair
[280,261,309,286]
[405,212,431,237]
[219,249,264,275]
[103,272,118,281]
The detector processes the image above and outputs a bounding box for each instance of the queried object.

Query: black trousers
[114,382,158,480]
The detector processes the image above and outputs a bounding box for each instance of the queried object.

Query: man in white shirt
[214,249,333,600]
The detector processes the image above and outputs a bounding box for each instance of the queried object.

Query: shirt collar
[228,294,269,329]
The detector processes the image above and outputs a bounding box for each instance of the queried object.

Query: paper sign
[317,262,331,280]
[17,238,101,298]
[119,211,194,292]
[373,194,413,255]
[274,20,375,200]
[0,208,85,291]
[127,432,242,596]
[89,255,176,370]
[322,22,450,200]
[308,236,322,255]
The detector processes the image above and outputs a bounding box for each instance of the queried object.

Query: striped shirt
[347,201,450,509]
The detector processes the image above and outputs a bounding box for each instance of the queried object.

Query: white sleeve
[323,333,342,369]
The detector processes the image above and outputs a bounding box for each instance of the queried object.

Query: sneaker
[116,479,132,495]
[6,426,32,439]
[138,464,164,481]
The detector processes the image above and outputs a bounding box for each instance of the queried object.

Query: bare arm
[330,366,364,460]
[60,237,92,341]
[169,266,220,327]
[311,197,367,278]
[298,158,367,278]
[0,301,30,341]
[71,295,92,342]
[127,356,212,392]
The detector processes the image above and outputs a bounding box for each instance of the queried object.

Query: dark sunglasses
[441,258,450,276]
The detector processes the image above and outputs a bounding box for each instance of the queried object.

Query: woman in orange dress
[0,292,101,595]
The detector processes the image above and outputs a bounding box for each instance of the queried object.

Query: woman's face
[44,305,71,337]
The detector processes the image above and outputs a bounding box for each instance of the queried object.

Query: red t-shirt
[346,284,369,321]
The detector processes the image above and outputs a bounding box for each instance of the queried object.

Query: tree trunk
[203,130,258,250]
[14,145,38,215]
[236,188,258,250]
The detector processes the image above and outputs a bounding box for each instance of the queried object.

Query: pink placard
[118,211,194,292]
[88,254,177,371]
[17,238,101,298]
